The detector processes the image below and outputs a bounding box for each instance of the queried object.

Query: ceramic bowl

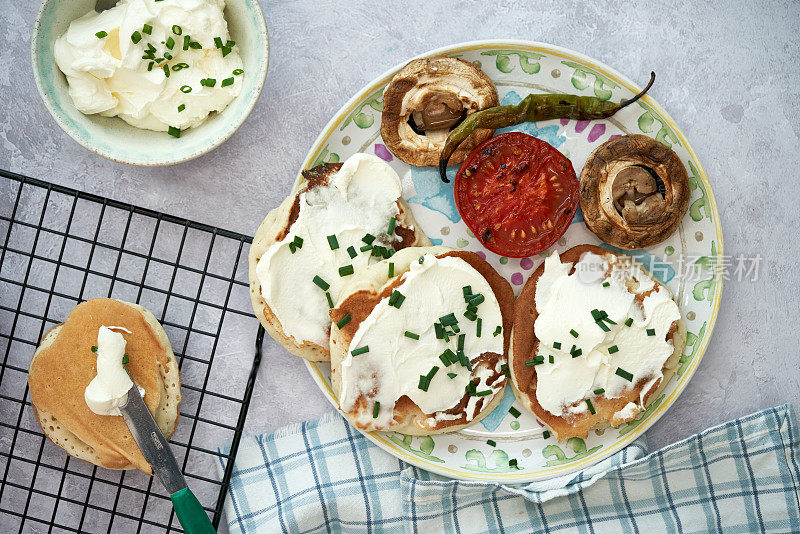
[31,0,268,166]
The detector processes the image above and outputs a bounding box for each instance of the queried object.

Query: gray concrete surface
[1,0,799,526]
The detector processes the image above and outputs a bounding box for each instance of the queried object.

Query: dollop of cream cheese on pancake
[256,153,404,347]
[85,326,144,416]
[533,251,681,416]
[340,254,504,427]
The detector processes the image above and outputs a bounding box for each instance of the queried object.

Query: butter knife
[119,378,216,534]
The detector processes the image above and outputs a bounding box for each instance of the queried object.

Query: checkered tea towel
[219,404,800,533]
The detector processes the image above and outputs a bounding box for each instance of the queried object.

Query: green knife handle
[170,487,217,534]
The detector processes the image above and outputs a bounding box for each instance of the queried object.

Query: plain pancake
[329,247,515,435]
[28,299,181,473]
[249,163,431,362]
[510,244,686,440]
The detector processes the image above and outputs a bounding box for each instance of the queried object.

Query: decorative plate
[299,41,722,483]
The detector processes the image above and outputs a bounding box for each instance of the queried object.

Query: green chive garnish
[487,439,496,447]
[91,346,98,353]
[131,31,142,44]
[147,61,154,71]
[362,233,375,245]
[463,310,477,322]
[501,364,510,377]
[493,326,502,337]
[427,366,439,381]
[312,275,329,291]
[172,25,182,35]
[180,85,192,93]
[171,62,189,71]
[418,375,430,392]
[326,235,339,250]
[183,35,191,50]
[387,218,396,235]
[168,126,180,138]
[602,281,610,287]
[553,341,561,350]
[457,334,465,352]
[347,246,357,259]
[467,294,485,306]
[418,255,424,264]
[351,346,369,356]
[292,236,303,250]
[360,244,372,252]
[404,331,419,340]
[142,24,152,35]
[542,430,551,439]
[571,348,582,358]
[339,265,354,276]
[608,345,619,354]
[570,329,579,338]
[593,388,605,395]
[326,292,334,309]
[625,318,633,327]
[509,459,518,467]
[200,78,216,87]
[615,367,634,381]
[647,328,656,336]
[447,372,457,379]
[121,355,129,364]
[221,77,234,88]
[509,406,521,418]
[95,31,108,38]
[372,402,379,418]
[586,398,596,414]
[439,313,458,326]
[440,349,457,365]
[336,313,351,329]
[476,317,482,337]
[163,64,170,77]
[549,355,554,364]
[177,104,185,112]
[188,41,202,49]
[214,36,224,49]
[462,285,472,298]
[388,290,405,308]
[388,262,394,277]
[233,68,244,75]
[475,389,492,397]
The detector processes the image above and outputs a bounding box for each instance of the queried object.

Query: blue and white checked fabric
[219,404,800,533]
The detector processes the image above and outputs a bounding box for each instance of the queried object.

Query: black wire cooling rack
[0,169,263,533]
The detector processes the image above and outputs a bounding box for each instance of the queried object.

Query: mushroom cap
[579,134,690,249]
[380,57,499,167]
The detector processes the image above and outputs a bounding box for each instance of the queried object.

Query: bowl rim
[30,0,269,167]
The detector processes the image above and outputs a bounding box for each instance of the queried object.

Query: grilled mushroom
[380,57,498,167]
[579,134,690,249]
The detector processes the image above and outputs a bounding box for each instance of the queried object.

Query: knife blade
[119,380,187,495]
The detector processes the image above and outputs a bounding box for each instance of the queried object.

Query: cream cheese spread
[339,253,504,428]
[85,326,144,416]
[533,251,681,417]
[54,0,243,133]
[255,153,406,348]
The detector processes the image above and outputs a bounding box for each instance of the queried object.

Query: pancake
[249,155,430,362]
[510,245,685,440]
[329,246,514,435]
[28,298,181,474]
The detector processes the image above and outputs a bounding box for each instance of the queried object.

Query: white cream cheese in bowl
[84,325,144,416]
[54,0,244,136]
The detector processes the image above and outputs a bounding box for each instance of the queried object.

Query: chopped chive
[214,36,224,49]
[289,243,296,254]
[553,341,561,350]
[571,348,582,358]
[292,236,303,249]
[602,281,610,287]
[121,355,129,364]
[326,235,339,250]
[183,35,191,50]
[525,357,543,367]
[339,265,354,276]
[312,275,329,291]
[647,328,656,336]
[476,317,482,337]
[387,217,396,235]
[200,78,217,87]
[347,246,357,259]
[615,367,634,381]
[509,459,518,467]
[418,256,424,264]
[95,30,108,38]
[180,85,192,93]
[586,398,596,415]
[172,25,182,35]
[372,402,380,418]
[457,334,465,352]
[608,345,619,354]
[171,62,189,71]
[549,355,554,363]
[418,375,430,392]
[447,372,457,379]
[439,313,458,326]
[487,439,496,447]
[501,363,510,377]
[168,126,180,138]
[475,389,492,397]
[142,24,152,35]
[427,366,439,381]
[362,233,375,245]
[177,104,185,112]
[542,430,551,439]
[434,322,444,340]
[147,61,154,71]
[188,41,202,49]
[131,31,142,44]
[325,292,334,309]
[439,353,451,367]
[163,53,173,60]
[463,310,477,321]
[404,331,420,340]
[593,388,605,395]
[625,317,634,327]
[596,321,611,332]
[351,346,369,356]
[162,64,170,77]
[233,68,244,75]
[570,329,579,338]
[91,346,98,353]
[509,406,521,418]
[360,244,372,252]
[388,290,405,308]
[221,77,234,88]
[336,313,351,329]
[467,293,485,306]
[441,349,457,365]
[222,45,232,57]
[462,285,472,297]
[493,326,502,337]
[388,262,394,277]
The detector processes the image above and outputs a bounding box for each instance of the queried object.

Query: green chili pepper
[438,72,656,182]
